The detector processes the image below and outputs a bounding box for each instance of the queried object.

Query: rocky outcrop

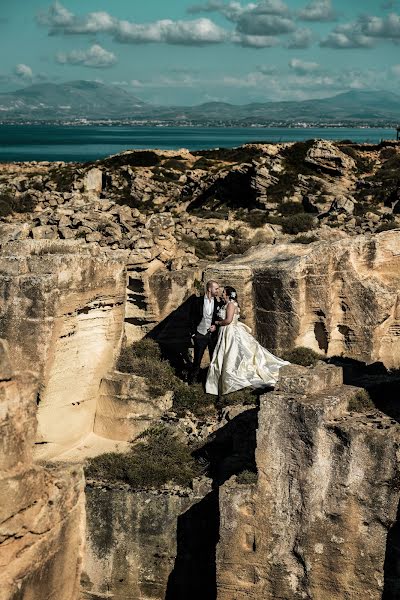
[216,363,400,600]
[0,340,85,600]
[0,240,127,456]
[206,230,400,369]
[82,479,212,600]
[94,372,173,441]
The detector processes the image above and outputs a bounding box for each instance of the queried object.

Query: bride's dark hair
[224,286,238,303]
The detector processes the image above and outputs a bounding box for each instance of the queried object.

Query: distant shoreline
[0,124,396,163]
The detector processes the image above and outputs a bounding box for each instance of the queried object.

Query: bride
[205,286,289,396]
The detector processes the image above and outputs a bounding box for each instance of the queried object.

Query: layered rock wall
[206,231,400,368]
[0,240,127,455]
[82,482,210,600]
[216,364,400,599]
[0,340,85,600]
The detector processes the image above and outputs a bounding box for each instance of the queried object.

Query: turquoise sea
[0,125,396,162]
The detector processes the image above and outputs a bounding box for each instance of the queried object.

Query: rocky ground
[0,139,399,271]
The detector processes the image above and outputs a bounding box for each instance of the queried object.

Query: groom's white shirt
[197,295,214,335]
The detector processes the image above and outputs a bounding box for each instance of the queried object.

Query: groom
[188,280,222,384]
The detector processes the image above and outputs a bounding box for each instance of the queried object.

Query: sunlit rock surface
[0,240,127,455]
[216,364,400,600]
[206,230,400,368]
[0,340,85,600]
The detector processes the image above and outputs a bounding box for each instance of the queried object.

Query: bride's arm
[215,302,235,326]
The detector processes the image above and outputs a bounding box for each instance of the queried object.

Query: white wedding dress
[205,301,290,395]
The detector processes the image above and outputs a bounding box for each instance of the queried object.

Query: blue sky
[1,1,399,104]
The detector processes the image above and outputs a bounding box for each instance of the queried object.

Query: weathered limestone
[216,364,400,600]
[0,340,85,600]
[94,371,173,441]
[82,480,211,600]
[206,230,400,368]
[0,240,127,455]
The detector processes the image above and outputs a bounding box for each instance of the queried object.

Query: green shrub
[216,387,258,409]
[14,193,38,213]
[49,166,76,192]
[280,201,304,215]
[282,346,325,366]
[292,234,318,244]
[0,189,34,215]
[282,213,315,234]
[101,150,161,169]
[348,389,374,412]
[190,207,229,219]
[236,469,257,484]
[173,383,215,418]
[0,197,13,217]
[181,235,215,258]
[85,425,201,489]
[117,347,177,397]
[244,211,270,228]
[376,222,398,233]
[163,158,187,172]
[218,236,252,259]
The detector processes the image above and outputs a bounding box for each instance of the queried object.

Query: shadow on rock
[383,497,400,599]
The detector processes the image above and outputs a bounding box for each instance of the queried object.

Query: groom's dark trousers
[188,294,221,384]
[190,331,218,384]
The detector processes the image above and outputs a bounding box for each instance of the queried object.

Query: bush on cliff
[282,213,315,234]
[282,346,325,366]
[117,340,176,396]
[172,383,215,418]
[0,190,38,215]
[85,425,202,489]
[348,389,374,412]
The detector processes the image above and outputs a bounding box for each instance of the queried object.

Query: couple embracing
[189,280,289,396]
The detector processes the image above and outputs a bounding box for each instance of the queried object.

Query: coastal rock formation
[94,372,173,441]
[216,364,400,600]
[0,240,127,456]
[0,340,85,600]
[206,230,400,369]
[82,480,212,600]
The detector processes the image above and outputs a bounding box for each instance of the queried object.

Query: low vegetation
[117,339,259,416]
[282,346,326,366]
[281,213,315,234]
[348,389,375,412]
[0,189,38,216]
[85,425,202,489]
[236,469,258,484]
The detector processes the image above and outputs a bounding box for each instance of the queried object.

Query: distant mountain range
[0,80,399,124]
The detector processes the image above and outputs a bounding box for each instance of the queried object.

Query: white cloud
[115,18,226,45]
[289,58,319,73]
[320,21,375,48]
[232,32,279,47]
[38,3,226,46]
[361,12,400,38]
[286,27,313,48]
[14,64,33,80]
[298,0,337,22]
[188,1,290,19]
[56,44,117,68]
[390,64,400,76]
[236,14,295,35]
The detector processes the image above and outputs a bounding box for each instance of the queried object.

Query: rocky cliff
[1,140,400,600]
[206,230,400,369]
[0,340,85,600]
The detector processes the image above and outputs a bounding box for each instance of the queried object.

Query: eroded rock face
[206,230,400,368]
[0,240,127,455]
[94,372,173,441]
[0,340,85,600]
[82,480,212,600]
[216,364,400,600]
